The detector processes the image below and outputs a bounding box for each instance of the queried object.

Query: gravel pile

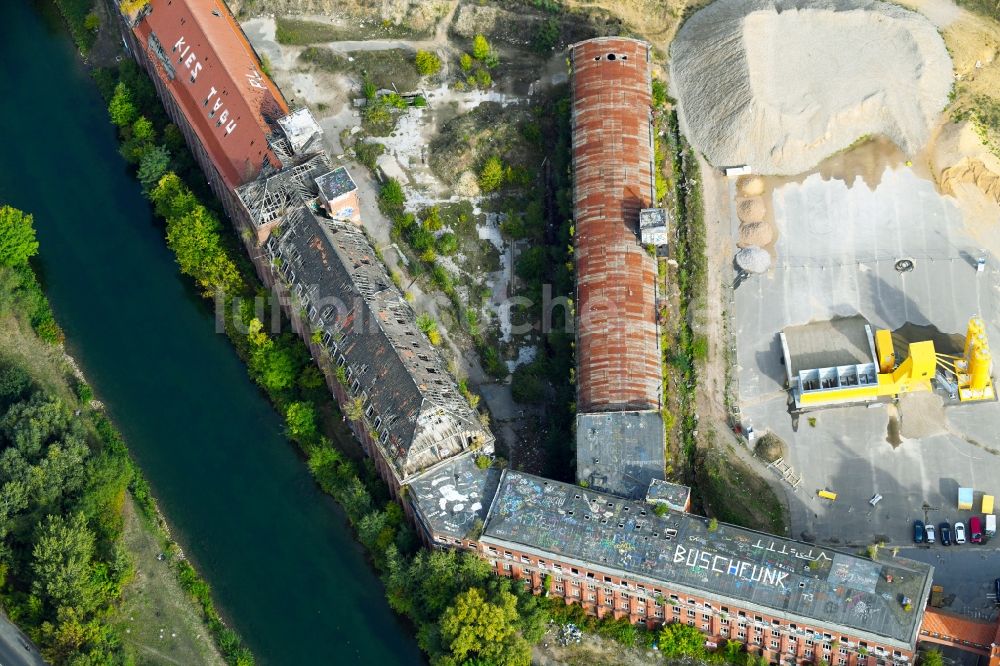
[736,197,765,223]
[738,221,774,247]
[670,0,953,175]
[736,246,772,273]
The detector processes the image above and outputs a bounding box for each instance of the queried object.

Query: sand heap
[670,0,953,175]
[933,121,1000,207]
[736,197,765,223]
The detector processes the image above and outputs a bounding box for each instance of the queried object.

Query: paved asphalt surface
[0,615,44,666]
[731,168,1000,546]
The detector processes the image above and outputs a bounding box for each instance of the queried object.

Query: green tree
[253,343,298,392]
[32,513,97,612]
[108,82,137,128]
[150,173,197,219]
[415,50,442,75]
[132,116,155,143]
[0,206,39,268]
[658,622,708,660]
[416,313,438,336]
[436,232,458,256]
[421,206,443,231]
[475,68,492,89]
[83,13,100,31]
[164,206,241,296]
[472,34,491,61]
[286,401,318,441]
[534,18,559,52]
[478,156,505,193]
[137,145,171,190]
[440,587,530,666]
[921,650,944,666]
[652,78,668,108]
[345,396,365,422]
[460,53,473,72]
[378,178,406,216]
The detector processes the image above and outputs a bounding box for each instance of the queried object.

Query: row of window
[492,551,905,660]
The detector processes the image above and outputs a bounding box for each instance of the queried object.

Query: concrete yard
[732,165,1000,547]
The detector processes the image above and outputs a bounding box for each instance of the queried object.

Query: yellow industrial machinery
[937,316,995,402]
[791,316,994,407]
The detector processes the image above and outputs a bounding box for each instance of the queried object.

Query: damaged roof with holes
[133,0,288,187]
[575,411,665,499]
[409,453,501,541]
[482,471,933,649]
[570,37,661,413]
[236,152,331,228]
[265,206,493,482]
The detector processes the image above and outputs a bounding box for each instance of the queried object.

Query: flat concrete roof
[784,315,875,375]
[409,454,500,540]
[646,478,691,511]
[576,410,665,499]
[483,470,933,648]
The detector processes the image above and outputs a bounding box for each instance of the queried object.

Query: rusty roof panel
[571,38,660,413]
[134,0,289,187]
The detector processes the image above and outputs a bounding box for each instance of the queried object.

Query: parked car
[925,524,936,544]
[995,578,1000,605]
[971,516,983,543]
[913,520,925,544]
[940,522,952,546]
[955,521,967,544]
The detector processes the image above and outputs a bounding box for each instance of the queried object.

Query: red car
[970,516,983,543]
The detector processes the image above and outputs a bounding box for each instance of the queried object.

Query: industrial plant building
[570,37,666,500]
[115,2,963,661]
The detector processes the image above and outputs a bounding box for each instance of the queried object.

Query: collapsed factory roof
[265,207,493,482]
[575,411,665,499]
[409,453,501,542]
[570,37,661,414]
[236,152,332,230]
[482,471,933,649]
[133,0,289,187]
[276,107,323,155]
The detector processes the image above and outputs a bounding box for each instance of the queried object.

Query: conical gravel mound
[670,0,952,175]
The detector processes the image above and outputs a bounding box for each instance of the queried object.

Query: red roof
[134,0,288,187]
[571,38,660,413]
[920,607,996,650]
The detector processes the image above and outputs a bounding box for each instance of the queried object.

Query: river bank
[4,2,422,663]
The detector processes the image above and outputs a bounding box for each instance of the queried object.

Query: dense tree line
[0,208,132,662]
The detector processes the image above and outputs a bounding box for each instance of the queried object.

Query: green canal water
[0,3,422,664]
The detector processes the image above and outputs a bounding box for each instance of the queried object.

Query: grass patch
[119,498,226,666]
[697,437,786,535]
[299,47,421,92]
[276,17,421,44]
[429,103,532,186]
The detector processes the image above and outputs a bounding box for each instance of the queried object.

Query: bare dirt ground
[532,624,663,666]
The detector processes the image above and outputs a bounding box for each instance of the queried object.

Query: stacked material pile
[670,0,953,175]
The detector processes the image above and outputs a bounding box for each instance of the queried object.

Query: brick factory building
[570,37,666,498]
[480,471,933,665]
[571,37,661,415]
[114,4,990,661]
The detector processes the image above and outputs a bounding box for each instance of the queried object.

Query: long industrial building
[114,4,962,662]
[570,38,666,498]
